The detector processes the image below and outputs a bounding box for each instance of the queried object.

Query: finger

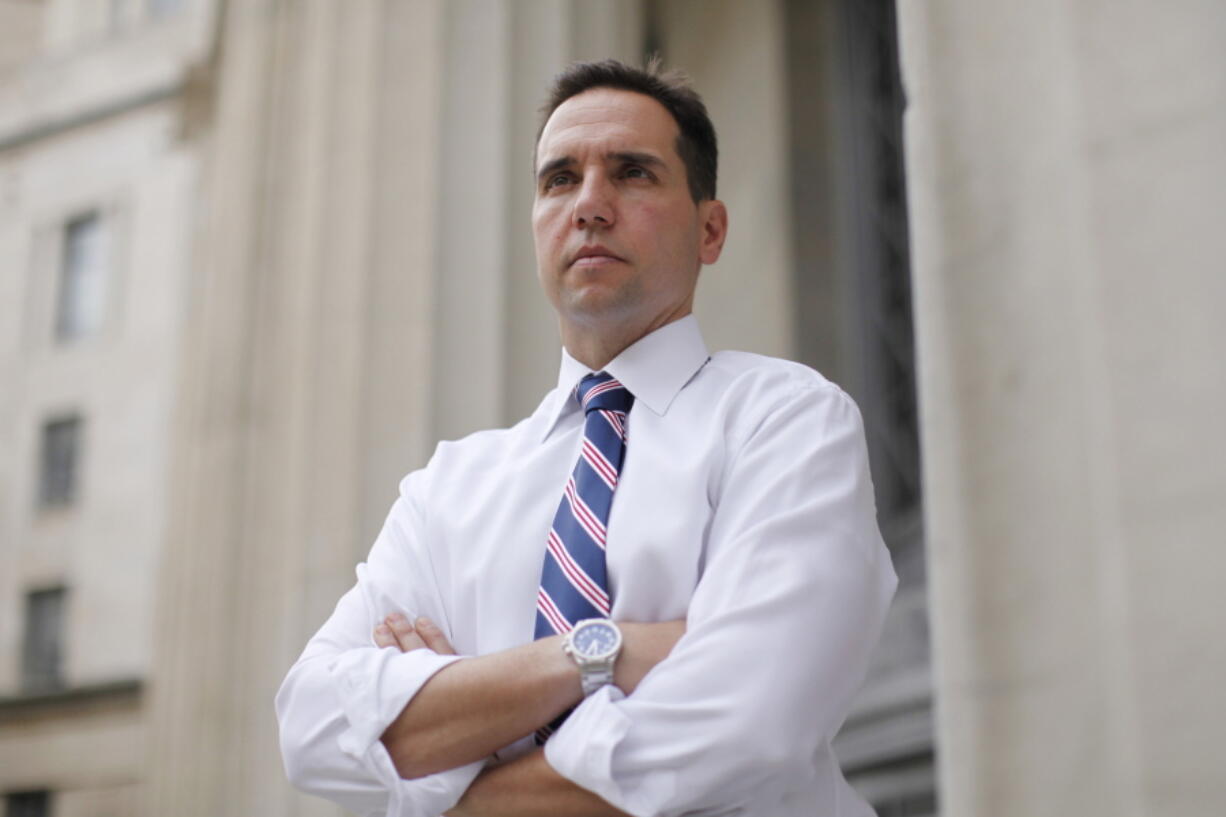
[387,614,428,652]
[415,616,457,656]
[373,623,401,650]
[400,630,428,651]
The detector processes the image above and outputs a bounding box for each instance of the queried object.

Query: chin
[563,291,637,324]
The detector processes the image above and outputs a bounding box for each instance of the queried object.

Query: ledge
[0,678,142,724]
[0,14,205,152]
[0,78,183,152]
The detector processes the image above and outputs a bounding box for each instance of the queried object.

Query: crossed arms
[373,613,684,816]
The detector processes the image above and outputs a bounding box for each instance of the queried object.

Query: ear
[697,199,728,266]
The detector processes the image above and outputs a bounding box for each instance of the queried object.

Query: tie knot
[577,372,634,415]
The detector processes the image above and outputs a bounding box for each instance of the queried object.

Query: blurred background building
[0,2,1221,817]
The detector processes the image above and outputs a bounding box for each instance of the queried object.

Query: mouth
[569,246,625,268]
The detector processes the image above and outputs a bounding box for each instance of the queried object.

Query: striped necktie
[533,372,633,742]
[535,371,634,637]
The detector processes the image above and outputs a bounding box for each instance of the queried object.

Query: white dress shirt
[276,315,897,817]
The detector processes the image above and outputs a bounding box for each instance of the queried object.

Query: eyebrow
[536,156,573,184]
[609,151,666,170]
[535,151,667,184]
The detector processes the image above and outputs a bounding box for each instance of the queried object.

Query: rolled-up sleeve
[545,384,898,815]
[275,470,483,816]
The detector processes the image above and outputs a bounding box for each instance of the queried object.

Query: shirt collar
[541,314,710,441]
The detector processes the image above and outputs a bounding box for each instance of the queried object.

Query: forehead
[536,88,682,166]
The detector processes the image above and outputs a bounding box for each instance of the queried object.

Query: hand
[374,612,457,655]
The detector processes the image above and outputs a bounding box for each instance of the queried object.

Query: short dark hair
[537,58,718,203]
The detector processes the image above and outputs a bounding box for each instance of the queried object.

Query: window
[38,417,82,508]
[4,791,50,817]
[54,212,109,342]
[22,588,67,692]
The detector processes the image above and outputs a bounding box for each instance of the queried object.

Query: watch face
[573,621,619,658]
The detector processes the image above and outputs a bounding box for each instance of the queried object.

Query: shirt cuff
[330,646,480,816]
[329,646,463,763]
[363,737,484,817]
[543,685,677,817]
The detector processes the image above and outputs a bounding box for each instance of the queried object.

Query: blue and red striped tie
[534,372,633,739]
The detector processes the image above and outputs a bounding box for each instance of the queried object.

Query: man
[277,59,897,817]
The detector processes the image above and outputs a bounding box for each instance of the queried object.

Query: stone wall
[899,2,1226,815]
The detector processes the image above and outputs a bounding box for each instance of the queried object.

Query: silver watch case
[563,618,623,696]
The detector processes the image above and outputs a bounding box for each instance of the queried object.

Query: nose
[572,174,614,229]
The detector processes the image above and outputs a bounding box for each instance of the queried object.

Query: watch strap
[579,663,615,696]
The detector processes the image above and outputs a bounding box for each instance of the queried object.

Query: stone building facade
[0,1,206,815]
[0,2,1222,817]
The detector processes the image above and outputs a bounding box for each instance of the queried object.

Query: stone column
[898,2,1226,816]
[145,1,444,815]
[431,0,646,430]
[145,2,648,814]
[658,0,798,362]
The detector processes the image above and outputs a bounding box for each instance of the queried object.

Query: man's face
[533,88,725,346]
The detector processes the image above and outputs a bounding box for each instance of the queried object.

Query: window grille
[38,416,82,508]
[22,588,67,692]
[54,212,109,342]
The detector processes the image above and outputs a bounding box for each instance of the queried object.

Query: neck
[560,309,690,371]
[561,331,632,372]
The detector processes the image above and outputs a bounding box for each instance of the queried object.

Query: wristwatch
[563,618,623,696]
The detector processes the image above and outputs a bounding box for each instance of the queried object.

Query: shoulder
[683,350,865,458]
[702,350,857,414]
[395,391,562,499]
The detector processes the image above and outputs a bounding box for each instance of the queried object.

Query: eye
[544,172,575,190]
[622,165,651,180]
